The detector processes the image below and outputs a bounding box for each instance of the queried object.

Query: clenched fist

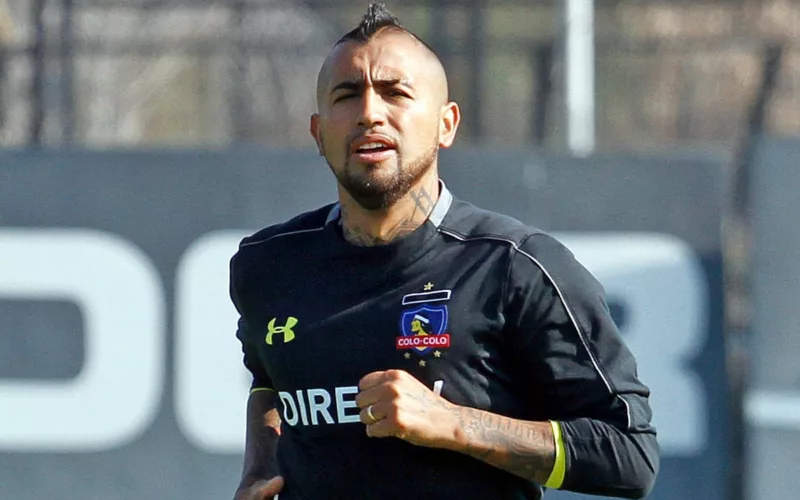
[355,369,460,449]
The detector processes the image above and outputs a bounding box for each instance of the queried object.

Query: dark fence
[0,0,796,150]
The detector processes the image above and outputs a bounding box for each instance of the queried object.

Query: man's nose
[356,88,387,127]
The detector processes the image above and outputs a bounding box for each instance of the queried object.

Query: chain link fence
[0,0,799,150]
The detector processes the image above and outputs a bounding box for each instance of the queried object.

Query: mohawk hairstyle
[334,2,437,54]
[338,3,401,43]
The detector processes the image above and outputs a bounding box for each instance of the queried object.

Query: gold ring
[366,404,377,423]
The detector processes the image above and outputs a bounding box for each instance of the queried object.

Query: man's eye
[334,94,356,103]
[388,90,408,98]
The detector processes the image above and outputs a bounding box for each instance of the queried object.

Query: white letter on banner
[0,229,165,451]
[557,233,707,455]
[174,230,253,453]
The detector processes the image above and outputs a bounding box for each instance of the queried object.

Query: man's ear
[438,101,461,149]
[310,113,325,156]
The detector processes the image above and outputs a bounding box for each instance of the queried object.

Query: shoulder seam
[502,234,531,313]
[514,236,633,429]
[441,228,632,429]
[438,228,537,246]
[240,226,325,248]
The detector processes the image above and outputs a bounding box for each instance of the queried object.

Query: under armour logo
[266,317,298,345]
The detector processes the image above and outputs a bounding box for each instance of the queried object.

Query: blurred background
[0,1,798,499]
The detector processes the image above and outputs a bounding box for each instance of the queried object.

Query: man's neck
[340,177,440,247]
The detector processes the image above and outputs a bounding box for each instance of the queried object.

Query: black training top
[230,183,659,500]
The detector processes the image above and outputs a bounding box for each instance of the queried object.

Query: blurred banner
[745,139,800,500]
[0,147,728,499]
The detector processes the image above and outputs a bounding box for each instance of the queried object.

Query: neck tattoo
[341,184,437,247]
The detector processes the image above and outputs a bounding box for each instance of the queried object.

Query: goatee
[334,144,438,211]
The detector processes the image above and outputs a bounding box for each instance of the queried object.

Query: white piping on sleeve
[438,228,633,429]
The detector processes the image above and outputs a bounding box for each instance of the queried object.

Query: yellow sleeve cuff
[249,387,275,395]
[544,420,566,489]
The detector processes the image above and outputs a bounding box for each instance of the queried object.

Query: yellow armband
[544,420,566,489]
[249,387,275,395]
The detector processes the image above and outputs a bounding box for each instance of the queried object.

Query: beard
[330,139,439,211]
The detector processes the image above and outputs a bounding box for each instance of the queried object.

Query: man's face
[311,30,456,210]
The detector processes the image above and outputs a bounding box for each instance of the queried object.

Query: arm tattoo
[341,184,437,247]
[451,406,556,485]
[238,391,282,488]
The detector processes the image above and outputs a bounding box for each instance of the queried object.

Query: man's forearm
[236,390,282,491]
[446,406,556,485]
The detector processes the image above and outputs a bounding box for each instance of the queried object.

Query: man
[230,4,659,499]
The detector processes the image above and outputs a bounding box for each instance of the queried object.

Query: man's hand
[234,476,284,500]
[355,369,459,449]
[355,369,556,485]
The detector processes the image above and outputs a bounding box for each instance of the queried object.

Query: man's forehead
[323,33,425,87]
[329,64,411,86]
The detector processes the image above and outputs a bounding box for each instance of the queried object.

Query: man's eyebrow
[374,78,413,87]
[330,80,362,94]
